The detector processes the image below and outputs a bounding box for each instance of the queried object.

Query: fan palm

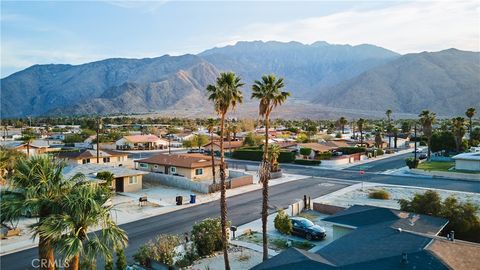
[451,117,466,152]
[206,72,244,270]
[268,144,281,172]
[465,108,476,146]
[0,156,81,270]
[357,118,366,147]
[374,127,384,148]
[385,109,393,148]
[251,74,290,261]
[338,117,348,134]
[37,183,128,270]
[419,110,436,159]
[206,118,218,184]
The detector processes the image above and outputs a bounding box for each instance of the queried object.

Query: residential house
[116,135,169,150]
[253,205,479,270]
[452,152,480,172]
[54,149,130,167]
[135,153,225,181]
[203,140,244,153]
[298,143,335,159]
[0,141,54,156]
[62,163,147,192]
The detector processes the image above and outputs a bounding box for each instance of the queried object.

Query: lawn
[237,232,314,251]
[417,161,454,172]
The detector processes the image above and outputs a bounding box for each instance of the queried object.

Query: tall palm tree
[206,72,244,270]
[206,118,218,184]
[38,184,128,270]
[465,107,476,146]
[386,109,392,122]
[268,144,281,173]
[251,74,290,261]
[0,156,81,270]
[385,109,393,148]
[374,127,384,149]
[21,134,35,156]
[357,118,366,147]
[419,110,436,160]
[451,117,466,153]
[338,117,348,134]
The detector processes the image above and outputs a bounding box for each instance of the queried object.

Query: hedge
[337,147,366,154]
[232,149,295,163]
[316,152,333,160]
[294,159,321,166]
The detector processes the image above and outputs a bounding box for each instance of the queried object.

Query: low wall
[410,169,480,181]
[143,173,210,193]
[312,203,346,215]
[322,158,350,167]
[230,175,254,188]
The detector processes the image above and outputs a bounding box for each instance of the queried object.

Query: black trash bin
[176,196,183,205]
[190,194,196,204]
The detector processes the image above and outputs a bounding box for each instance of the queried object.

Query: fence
[312,203,346,215]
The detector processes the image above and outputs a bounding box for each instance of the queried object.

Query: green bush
[369,190,390,200]
[405,157,419,169]
[376,149,384,156]
[232,149,295,163]
[337,147,366,154]
[274,209,292,234]
[133,234,180,266]
[294,159,321,166]
[316,152,333,160]
[192,217,229,257]
[116,248,127,270]
[299,147,312,157]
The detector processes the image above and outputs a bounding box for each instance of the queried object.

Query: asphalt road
[347,152,413,172]
[0,177,348,270]
[228,159,480,193]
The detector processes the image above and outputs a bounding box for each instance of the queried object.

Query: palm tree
[465,107,476,146]
[206,118,218,184]
[419,110,436,160]
[374,127,383,149]
[0,147,26,184]
[357,118,366,147]
[251,74,290,261]
[386,109,392,122]
[451,117,466,153]
[338,117,348,134]
[206,72,244,270]
[21,134,35,156]
[268,144,281,172]
[38,184,128,270]
[385,109,393,148]
[0,156,81,270]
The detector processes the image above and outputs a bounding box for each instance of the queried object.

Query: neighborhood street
[0,177,348,269]
[346,152,413,172]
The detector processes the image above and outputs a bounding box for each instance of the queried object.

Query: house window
[195,168,203,175]
[139,163,148,168]
[128,176,138,185]
[83,159,90,164]
[103,157,110,163]
[170,167,177,174]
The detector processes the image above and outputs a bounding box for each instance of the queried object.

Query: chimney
[401,252,408,264]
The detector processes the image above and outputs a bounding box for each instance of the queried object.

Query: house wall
[119,175,143,192]
[136,162,227,181]
[455,160,480,171]
[143,173,211,193]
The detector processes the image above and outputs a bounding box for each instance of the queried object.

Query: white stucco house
[452,152,480,172]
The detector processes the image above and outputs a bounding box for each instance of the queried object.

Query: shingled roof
[136,154,220,169]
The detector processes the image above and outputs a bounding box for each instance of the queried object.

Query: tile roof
[55,149,127,159]
[250,248,335,270]
[63,163,147,182]
[427,238,480,270]
[123,135,164,143]
[299,143,335,152]
[136,154,220,168]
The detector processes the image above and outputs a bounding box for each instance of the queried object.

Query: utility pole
[168,134,171,154]
[96,117,102,163]
[414,122,417,164]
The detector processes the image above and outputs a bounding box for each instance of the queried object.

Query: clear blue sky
[1,0,479,77]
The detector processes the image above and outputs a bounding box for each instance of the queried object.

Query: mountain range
[1,41,478,118]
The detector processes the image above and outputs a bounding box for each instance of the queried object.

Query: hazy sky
[1,0,479,77]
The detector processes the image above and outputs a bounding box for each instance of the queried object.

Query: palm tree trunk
[219,114,230,270]
[211,131,216,184]
[470,117,473,146]
[261,112,270,261]
[27,143,30,157]
[68,254,80,270]
[38,237,55,270]
[427,136,432,160]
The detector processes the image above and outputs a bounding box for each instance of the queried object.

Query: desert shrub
[133,234,180,266]
[405,157,419,169]
[316,152,332,160]
[192,217,229,257]
[376,149,384,156]
[294,159,321,166]
[175,244,199,268]
[299,147,312,157]
[335,132,342,138]
[274,209,292,235]
[368,190,390,200]
[337,147,366,154]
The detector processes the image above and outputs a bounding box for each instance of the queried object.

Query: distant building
[54,149,130,166]
[253,205,480,270]
[203,140,244,152]
[116,135,169,150]
[452,152,480,172]
[63,163,147,192]
[135,153,225,181]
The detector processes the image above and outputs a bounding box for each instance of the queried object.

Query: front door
[115,178,124,192]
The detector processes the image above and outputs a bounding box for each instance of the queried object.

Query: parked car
[290,217,326,240]
[187,149,205,154]
[419,153,428,160]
